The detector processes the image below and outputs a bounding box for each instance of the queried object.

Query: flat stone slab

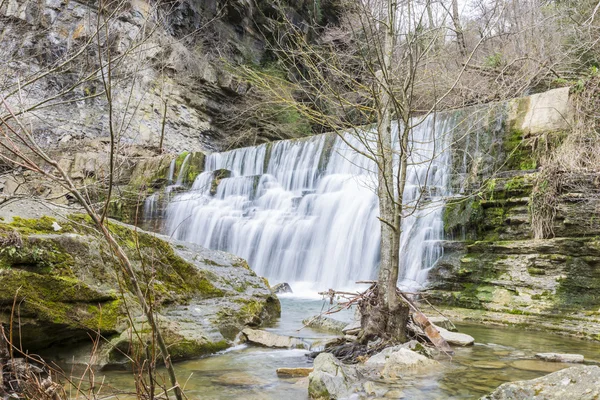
[242,328,306,349]
[536,353,585,363]
[435,326,475,346]
[212,372,268,387]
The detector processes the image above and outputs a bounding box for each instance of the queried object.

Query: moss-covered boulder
[0,210,279,364]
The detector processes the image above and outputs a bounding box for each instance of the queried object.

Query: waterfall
[165,114,456,292]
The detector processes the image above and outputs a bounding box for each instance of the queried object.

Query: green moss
[503,128,537,171]
[185,152,205,184]
[443,197,484,239]
[5,216,74,235]
[83,299,123,332]
[164,337,229,360]
[210,169,232,196]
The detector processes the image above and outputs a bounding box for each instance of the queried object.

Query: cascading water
[164,113,457,292]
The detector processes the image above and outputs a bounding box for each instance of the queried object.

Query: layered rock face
[427,88,600,340]
[0,202,279,365]
[0,0,333,152]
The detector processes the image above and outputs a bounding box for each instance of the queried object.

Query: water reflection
[96,298,600,399]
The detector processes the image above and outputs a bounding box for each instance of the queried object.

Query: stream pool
[93,297,600,399]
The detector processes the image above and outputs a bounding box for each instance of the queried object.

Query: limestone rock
[276,367,313,377]
[535,353,585,363]
[272,282,293,294]
[302,315,347,334]
[308,353,356,399]
[242,328,305,349]
[380,348,439,379]
[0,211,280,364]
[481,365,600,399]
[435,326,475,346]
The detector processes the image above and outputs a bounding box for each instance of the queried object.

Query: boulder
[242,328,305,349]
[435,326,474,346]
[276,367,314,377]
[308,353,356,399]
[361,344,439,381]
[0,211,280,365]
[481,365,600,399]
[273,282,293,294]
[535,353,585,363]
[302,315,347,334]
[380,348,439,379]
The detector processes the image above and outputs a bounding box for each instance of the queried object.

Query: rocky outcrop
[481,365,600,399]
[0,0,336,152]
[427,88,600,340]
[273,282,293,294]
[308,343,439,399]
[0,207,279,365]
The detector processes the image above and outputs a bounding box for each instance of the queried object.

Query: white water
[165,114,456,292]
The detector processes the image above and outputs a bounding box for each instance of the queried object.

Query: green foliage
[484,53,503,68]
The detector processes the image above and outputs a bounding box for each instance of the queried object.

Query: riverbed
[94,297,600,399]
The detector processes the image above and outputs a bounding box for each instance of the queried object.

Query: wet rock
[308,353,356,399]
[212,372,269,387]
[0,211,280,363]
[481,365,600,399]
[380,348,439,379]
[302,315,347,334]
[384,389,405,398]
[535,353,584,363]
[436,326,474,346]
[242,328,305,349]
[276,367,313,377]
[273,282,293,294]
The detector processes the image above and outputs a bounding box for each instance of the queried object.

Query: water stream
[96,298,600,399]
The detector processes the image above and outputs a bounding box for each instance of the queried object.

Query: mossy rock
[0,214,280,359]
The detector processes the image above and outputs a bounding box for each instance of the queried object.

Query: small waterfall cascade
[143,156,190,225]
[164,113,458,292]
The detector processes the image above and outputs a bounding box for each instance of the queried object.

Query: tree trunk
[358,0,410,344]
[452,0,467,57]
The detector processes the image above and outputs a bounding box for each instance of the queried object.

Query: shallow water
[95,298,600,399]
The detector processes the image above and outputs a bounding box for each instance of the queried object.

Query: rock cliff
[426,88,600,340]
